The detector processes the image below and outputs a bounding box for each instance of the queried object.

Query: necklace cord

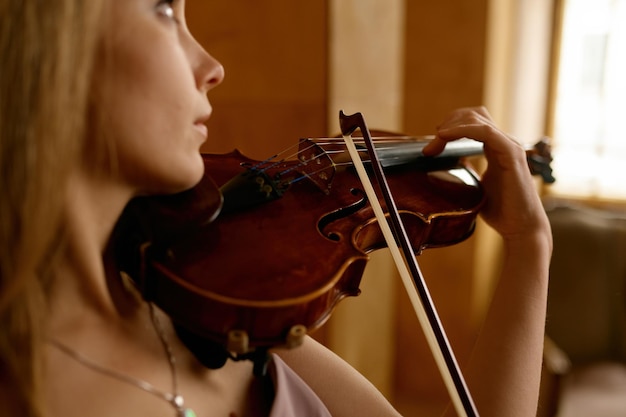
[48,302,193,417]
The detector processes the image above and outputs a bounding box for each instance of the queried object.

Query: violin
[114,112,553,415]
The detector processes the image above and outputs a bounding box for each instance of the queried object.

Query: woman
[0,0,552,416]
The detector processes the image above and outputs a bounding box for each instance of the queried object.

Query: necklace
[49,303,197,417]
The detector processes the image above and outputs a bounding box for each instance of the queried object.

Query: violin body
[117,143,484,366]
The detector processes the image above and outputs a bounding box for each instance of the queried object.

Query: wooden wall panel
[403,0,488,132]
[396,0,490,407]
[186,1,329,160]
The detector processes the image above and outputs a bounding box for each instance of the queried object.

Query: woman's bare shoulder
[275,336,402,417]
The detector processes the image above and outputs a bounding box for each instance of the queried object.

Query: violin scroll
[527,137,555,184]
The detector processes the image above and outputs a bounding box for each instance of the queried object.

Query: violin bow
[339,110,479,417]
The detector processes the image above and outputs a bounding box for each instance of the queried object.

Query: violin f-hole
[317,188,367,241]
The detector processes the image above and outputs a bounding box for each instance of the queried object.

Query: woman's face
[92,0,224,196]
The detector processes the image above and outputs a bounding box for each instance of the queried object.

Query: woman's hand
[423,106,550,243]
[426,107,552,417]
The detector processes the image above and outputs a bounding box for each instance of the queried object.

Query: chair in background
[539,202,626,417]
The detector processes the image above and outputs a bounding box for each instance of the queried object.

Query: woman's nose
[202,54,225,91]
[193,41,225,92]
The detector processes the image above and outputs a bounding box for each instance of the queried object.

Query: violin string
[247,141,332,183]
[308,135,416,142]
[247,141,303,172]
[250,137,366,172]
[249,144,358,187]
[247,147,314,187]
[250,135,426,187]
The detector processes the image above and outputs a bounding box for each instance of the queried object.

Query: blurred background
[187,1,626,415]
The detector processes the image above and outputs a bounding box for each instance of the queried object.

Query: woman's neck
[46,170,138,335]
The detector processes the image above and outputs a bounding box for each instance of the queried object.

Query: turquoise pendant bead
[183,409,197,417]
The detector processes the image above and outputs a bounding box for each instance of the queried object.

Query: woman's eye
[155,1,178,22]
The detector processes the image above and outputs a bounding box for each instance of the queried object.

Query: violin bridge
[297,138,336,194]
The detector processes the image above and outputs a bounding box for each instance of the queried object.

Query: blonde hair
[0,1,103,415]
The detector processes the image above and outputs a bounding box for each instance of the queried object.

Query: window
[550,0,626,200]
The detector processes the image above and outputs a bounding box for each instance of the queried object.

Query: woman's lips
[193,122,208,139]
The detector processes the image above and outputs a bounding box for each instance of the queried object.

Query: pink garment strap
[268,354,332,417]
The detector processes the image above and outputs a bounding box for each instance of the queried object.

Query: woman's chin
[147,164,205,197]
